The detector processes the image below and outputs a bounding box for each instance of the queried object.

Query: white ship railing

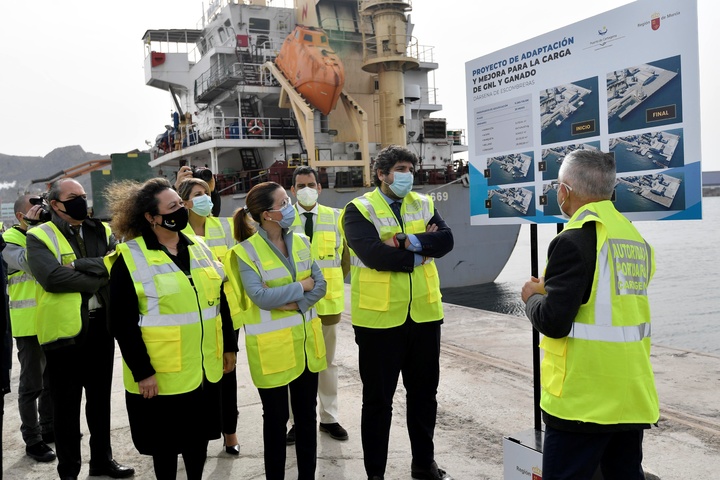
[156,115,299,156]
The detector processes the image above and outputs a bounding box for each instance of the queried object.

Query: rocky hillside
[0,146,109,204]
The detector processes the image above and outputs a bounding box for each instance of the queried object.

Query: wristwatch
[394,233,408,250]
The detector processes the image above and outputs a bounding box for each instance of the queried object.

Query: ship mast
[359,0,419,147]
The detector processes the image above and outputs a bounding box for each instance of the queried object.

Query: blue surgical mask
[385,171,414,198]
[190,194,213,217]
[270,202,297,229]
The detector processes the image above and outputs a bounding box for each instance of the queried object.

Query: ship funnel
[359,0,419,148]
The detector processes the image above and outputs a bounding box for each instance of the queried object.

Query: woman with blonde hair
[177,176,241,455]
[106,177,237,480]
[223,181,326,480]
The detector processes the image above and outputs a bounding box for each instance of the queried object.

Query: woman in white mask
[177,178,241,456]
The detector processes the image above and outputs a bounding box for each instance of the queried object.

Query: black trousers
[542,424,646,480]
[44,311,115,478]
[221,329,240,435]
[257,367,318,480]
[354,318,442,477]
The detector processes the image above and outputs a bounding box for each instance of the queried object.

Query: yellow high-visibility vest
[340,189,443,328]
[223,232,326,388]
[291,204,344,316]
[182,216,235,262]
[540,200,659,424]
[116,236,225,395]
[2,228,38,337]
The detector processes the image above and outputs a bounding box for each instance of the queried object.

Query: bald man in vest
[522,149,659,479]
[26,179,134,480]
[3,195,56,463]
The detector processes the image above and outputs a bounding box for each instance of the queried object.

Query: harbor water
[441,195,720,355]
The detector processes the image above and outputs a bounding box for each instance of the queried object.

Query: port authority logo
[651,12,661,30]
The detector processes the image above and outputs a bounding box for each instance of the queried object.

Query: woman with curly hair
[105,177,237,480]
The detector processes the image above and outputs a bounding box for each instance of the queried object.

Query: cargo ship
[141,0,520,287]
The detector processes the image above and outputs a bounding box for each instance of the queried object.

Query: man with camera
[26,179,134,480]
[2,195,56,463]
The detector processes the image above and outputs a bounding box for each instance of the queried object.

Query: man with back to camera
[26,179,134,480]
[3,195,56,463]
[341,145,454,480]
[285,166,350,445]
[521,149,659,480]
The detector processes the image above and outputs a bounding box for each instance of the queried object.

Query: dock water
[2,286,719,479]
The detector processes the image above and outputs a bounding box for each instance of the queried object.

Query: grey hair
[47,178,78,203]
[559,150,616,200]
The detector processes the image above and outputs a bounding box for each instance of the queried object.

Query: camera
[191,166,213,182]
[28,193,52,225]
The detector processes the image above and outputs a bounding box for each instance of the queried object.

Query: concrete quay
[2,288,719,479]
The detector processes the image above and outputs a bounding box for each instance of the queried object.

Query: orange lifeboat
[275,25,345,115]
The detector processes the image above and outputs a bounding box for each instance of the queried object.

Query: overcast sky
[1,0,715,170]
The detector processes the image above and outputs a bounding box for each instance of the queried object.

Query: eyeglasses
[556,182,573,193]
[270,197,291,211]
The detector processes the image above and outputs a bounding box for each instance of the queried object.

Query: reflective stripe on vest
[124,241,221,326]
[118,236,224,395]
[290,205,345,314]
[230,232,326,388]
[539,200,658,425]
[345,190,443,328]
[3,227,39,337]
[30,222,112,344]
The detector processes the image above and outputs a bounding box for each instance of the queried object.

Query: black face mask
[157,207,189,232]
[58,196,88,221]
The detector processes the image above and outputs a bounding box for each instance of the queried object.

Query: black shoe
[223,434,240,455]
[89,459,135,478]
[26,441,56,462]
[286,425,296,445]
[41,431,55,444]
[411,461,454,480]
[319,422,349,441]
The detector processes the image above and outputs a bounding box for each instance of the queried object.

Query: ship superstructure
[141,0,520,287]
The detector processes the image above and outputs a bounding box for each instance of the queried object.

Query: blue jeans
[542,424,645,480]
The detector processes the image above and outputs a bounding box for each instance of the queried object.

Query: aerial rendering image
[609,128,684,173]
[614,172,685,213]
[540,77,599,145]
[541,182,563,216]
[485,151,535,186]
[541,141,601,180]
[488,187,536,218]
[607,55,682,134]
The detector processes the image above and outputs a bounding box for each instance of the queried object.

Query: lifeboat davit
[275,26,345,115]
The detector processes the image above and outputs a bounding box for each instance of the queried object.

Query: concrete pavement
[2,287,719,479]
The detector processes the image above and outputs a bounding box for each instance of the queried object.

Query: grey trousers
[16,336,53,446]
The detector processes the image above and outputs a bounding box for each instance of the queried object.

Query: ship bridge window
[249,17,270,33]
[218,28,227,43]
[304,34,314,42]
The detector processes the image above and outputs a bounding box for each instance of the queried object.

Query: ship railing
[362,33,420,63]
[195,60,278,100]
[153,116,298,160]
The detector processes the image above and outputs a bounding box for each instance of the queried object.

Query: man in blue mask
[341,145,455,480]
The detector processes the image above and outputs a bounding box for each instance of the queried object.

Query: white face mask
[295,186,319,207]
[556,182,572,219]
